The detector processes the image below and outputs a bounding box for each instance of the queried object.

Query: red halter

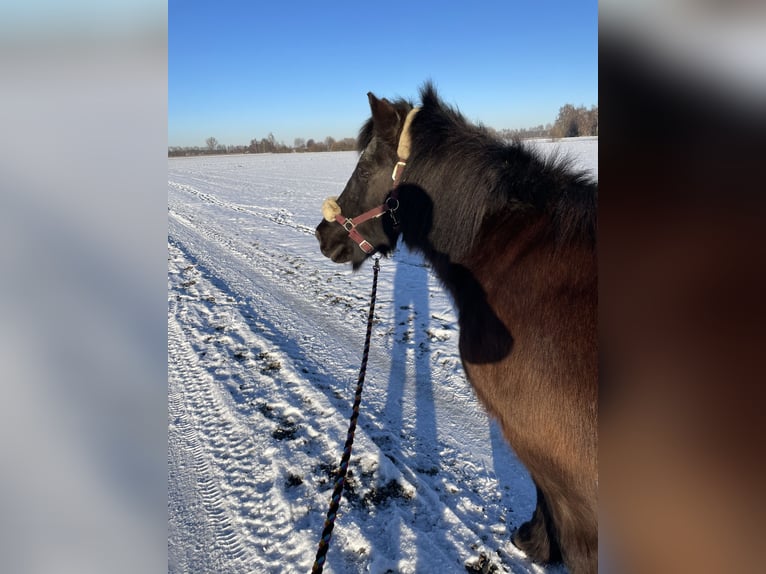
[332,161,404,254]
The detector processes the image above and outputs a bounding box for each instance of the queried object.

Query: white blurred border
[0,3,167,573]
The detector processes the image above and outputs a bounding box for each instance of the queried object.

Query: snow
[168,138,597,573]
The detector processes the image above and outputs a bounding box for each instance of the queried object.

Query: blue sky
[169,1,597,148]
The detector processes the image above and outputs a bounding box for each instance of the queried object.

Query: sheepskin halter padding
[322,197,341,223]
[396,107,418,161]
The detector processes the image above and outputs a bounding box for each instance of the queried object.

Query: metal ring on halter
[343,219,355,231]
[385,197,399,211]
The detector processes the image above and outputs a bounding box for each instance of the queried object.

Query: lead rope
[311,257,381,574]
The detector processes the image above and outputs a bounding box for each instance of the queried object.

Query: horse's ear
[367,92,400,140]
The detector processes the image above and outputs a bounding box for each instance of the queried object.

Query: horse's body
[315,84,597,574]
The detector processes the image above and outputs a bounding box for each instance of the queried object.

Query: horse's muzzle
[315,222,352,263]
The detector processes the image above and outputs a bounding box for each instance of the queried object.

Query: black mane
[361,83,597,261]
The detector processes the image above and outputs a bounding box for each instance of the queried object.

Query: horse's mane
[357,83,597,259]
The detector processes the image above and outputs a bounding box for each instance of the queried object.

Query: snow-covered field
[168,137,597,574]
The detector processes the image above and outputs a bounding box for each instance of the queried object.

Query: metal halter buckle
[391,161,406,182]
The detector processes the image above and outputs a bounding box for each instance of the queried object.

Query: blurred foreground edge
[599,25,766,574]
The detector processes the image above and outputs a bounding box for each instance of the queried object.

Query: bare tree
[551,104,580,138]
[206,136,218,151]
[550,105,597,138]
[586,105,598,136]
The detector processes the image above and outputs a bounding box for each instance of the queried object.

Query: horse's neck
[426,209,589,309]
[398,187,488,265]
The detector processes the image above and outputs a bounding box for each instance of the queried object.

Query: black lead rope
[311,257,380,574]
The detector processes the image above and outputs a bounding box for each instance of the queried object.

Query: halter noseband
[322,108,419,254]
[323,169,403,254]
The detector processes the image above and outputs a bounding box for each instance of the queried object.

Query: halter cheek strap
[323,107,419,254]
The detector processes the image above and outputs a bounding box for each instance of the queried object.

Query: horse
[315,83,597,574]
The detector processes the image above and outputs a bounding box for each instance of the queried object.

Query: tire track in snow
[169,301,305,572]
[169,180,316,236]
[168,314,251,572]
[168,240,382,573]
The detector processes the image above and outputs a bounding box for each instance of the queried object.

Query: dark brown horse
[315,83,597,574]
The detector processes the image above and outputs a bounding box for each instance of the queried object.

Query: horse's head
[315,92,416,269]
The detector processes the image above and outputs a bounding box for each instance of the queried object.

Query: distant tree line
[493,124,553,141]
[168,133,357,157]
[493,104,598,141]
[168,104,597,157]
